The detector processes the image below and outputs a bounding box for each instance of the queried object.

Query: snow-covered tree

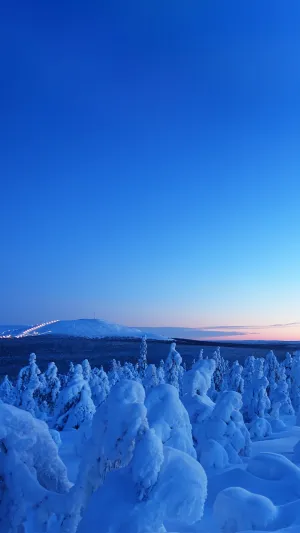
[204,390,251,466]
[82,359,92,382]
[122,361,135,380]
[62,379,150,532]
[243,358,272,440]
[0,375,15,405]
[143,364,158,392]
[16,353,42,415]
[41,362,61,415]
[76,380,207,533]
[165,342,183,391]
[198,349,204,361]
[89,366,110,408]
[226,360,244,394]
[291,353,300,411]
[54,364,95,430]
[116,360,123,379]
[254,357,264,378]
[221,362,231,392]
[0,402,71,532]
[182,359,216,462]
[282,352,293,393]
[66,361,75,383]
[59,373,68,389]
[178,363,185,397]
[209,347,228,399]
[108,359,120,387]
[146,383,196,458]
[279,367,294,416]
[270,368,293,429]
[157,359,165,384]
[138,335,148,378]
[243,355,255,389]
[264,350,280,396]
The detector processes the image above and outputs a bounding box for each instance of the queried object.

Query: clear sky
[1,1,300,340]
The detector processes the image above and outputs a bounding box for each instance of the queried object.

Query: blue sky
[1,1,300,339]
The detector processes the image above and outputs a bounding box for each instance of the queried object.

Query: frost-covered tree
[165,342,183,391]
[243,358,272,440]
[41,362,61,415]
[184,358,251,468]
[243,355,255,389]
[226,360,244,394]
[0,402,71,533]
[138,335,148,378]
[16,353,42,415]
[76,380,207,533]
[54,364,95,430]
[67,361,75,383]
[75,367,110,459]
[143,364,158,392]
[116,360,123,379]
[146,383,196,458]
[157,359,165,384]
[122,361,135,381]
[182,359,217,462]
[264,350,280,396]
[282,352,293,393]
[63,379,150,532]
[59,373,68,389]
[82,359,92,382]
[108,359,120,387]
[89,366,110,408]
[178,363,186,397]
[254,357,264,378]
[270,369,294,430]
[209,347,228,399]
[221,362,231,392]
[279,368,294,416]
[291,353,300,411]
[204,391,251,466]
[0,375,15,405]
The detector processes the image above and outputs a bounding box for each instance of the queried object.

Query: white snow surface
[13,318,169,339]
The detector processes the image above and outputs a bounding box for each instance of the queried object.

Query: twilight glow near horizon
[1,1,300,341]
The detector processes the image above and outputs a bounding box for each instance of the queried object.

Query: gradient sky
[1,1,300,340]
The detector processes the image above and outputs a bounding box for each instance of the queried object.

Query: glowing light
[15,320,59,338]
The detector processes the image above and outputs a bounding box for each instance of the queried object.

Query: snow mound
[15,318,169,340]
[214,486,277,532]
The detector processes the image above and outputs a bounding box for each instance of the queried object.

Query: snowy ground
[57,419,300,533]
[196,418,300,533]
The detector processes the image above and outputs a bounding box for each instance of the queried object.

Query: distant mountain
[0,319,168,340]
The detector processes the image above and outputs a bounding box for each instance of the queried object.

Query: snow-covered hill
[5,319,168,340]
